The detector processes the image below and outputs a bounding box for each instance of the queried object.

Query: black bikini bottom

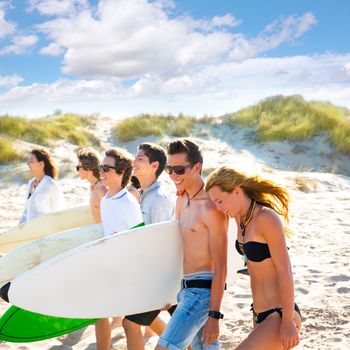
[251,303,301,324]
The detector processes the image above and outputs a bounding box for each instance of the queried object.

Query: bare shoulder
[202,195,226,226]
[175,193,187,218]
[256,206,284,237]
[92,185,108,199]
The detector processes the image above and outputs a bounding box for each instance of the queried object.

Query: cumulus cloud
[0,8,15,39]
[0,74,23,87]
[27,0,89,17]
[39,42,63,56]
[0,34,38,55]
[36,0,238,78]
[34,1,316,83]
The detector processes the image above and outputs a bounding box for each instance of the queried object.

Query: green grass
[223,95,350,154]
[113,114,196,141]
[0,113,100,147]
[0,138,24,164]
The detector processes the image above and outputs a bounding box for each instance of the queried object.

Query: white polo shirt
[100,188,143,236]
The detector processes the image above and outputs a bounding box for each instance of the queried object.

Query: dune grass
[0,138,24,164]
[113,114,196,142]
[223,95,350,154]
[0,113,100,147]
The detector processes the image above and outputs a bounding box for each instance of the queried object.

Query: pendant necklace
[186,184,204,208]
[239,199,256,261]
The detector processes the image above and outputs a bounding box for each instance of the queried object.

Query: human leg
[157,288,213,350]
[235,309,302,350]
[124,310,161,350]
[95,318,111,350]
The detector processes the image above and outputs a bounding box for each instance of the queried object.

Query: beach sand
[0,119,349,349]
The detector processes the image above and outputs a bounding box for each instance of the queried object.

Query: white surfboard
[0,206,95,254]
[3,220,184,318]
[0,223,103,286]
[1,219,243,318]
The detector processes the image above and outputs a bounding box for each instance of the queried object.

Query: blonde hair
[205,166,290,224]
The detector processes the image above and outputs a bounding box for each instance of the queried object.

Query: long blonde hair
[205,166,290,224]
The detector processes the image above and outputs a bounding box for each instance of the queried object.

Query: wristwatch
[208,310,224,319]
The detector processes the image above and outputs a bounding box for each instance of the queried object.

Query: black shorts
[125,305,177,326]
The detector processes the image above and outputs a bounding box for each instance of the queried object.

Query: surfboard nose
[0,281,10,302]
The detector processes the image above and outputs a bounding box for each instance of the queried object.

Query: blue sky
[0,0,350,118]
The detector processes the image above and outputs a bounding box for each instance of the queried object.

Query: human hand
[159,303,172,311]
[202,317,219,344]
[280,321,300,349]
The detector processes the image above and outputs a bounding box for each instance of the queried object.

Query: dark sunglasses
[99,164,116,172]
[76,165,87,171]
[165,163,193,175]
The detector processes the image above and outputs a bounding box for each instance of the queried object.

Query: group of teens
[23,139,302,350]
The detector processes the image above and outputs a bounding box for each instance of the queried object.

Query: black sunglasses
[99,164,117,172]
[76,165,87,171]
[165,163,193,175]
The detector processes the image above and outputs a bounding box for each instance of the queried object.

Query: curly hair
[105,147,133,188]
[77,148,101,179]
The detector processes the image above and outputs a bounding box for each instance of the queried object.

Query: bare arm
[202,205,228,344]
[259,209,299,348]
[91,187,107,223]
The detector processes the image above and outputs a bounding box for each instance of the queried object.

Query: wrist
[208,310,224,319]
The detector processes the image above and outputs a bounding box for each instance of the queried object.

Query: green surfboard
[0,306,98,342]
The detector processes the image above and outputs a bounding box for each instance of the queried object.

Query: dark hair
[138,143,167,178]
[105,147,133,188]
[167,139,203,165]
[77,148,101,179]
[130,175,141,189]
[31,148,58,179]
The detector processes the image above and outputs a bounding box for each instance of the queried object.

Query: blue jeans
[157,273,220,350]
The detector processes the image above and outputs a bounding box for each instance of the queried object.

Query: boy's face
[99,156,122,188]
[166,152,198,193]
[132,149,156,178]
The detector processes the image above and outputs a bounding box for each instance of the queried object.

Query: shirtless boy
[156,139,228,350]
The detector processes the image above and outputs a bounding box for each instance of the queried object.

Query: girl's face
[27,153,44,176]
[208,186,240,218]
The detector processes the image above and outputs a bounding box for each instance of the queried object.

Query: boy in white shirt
[96,147,143,350]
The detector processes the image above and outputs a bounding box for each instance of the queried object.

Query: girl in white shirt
[19,148,65,224]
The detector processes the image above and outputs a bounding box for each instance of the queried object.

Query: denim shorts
[157,273,220,350]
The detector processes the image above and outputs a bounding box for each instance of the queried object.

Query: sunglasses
[76,165,87,171]
[99,164,117,172]
[165,163,193,175]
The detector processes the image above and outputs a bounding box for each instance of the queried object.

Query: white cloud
[0,74,23,87]
[37,1,236,79]
[0,34,38,55]
[34,1,316,82]
[27,0,89,17]
[39,42,63,56]
[1,53,350,118]
[229,13,317,61]
[0,8,15,39]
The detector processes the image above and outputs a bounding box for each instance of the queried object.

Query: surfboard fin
[0,281,10,302]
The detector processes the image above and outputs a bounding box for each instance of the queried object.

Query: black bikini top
[235,239,271,262]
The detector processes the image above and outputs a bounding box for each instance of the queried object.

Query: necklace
[186,184,204,208]
[239,199,256,257]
